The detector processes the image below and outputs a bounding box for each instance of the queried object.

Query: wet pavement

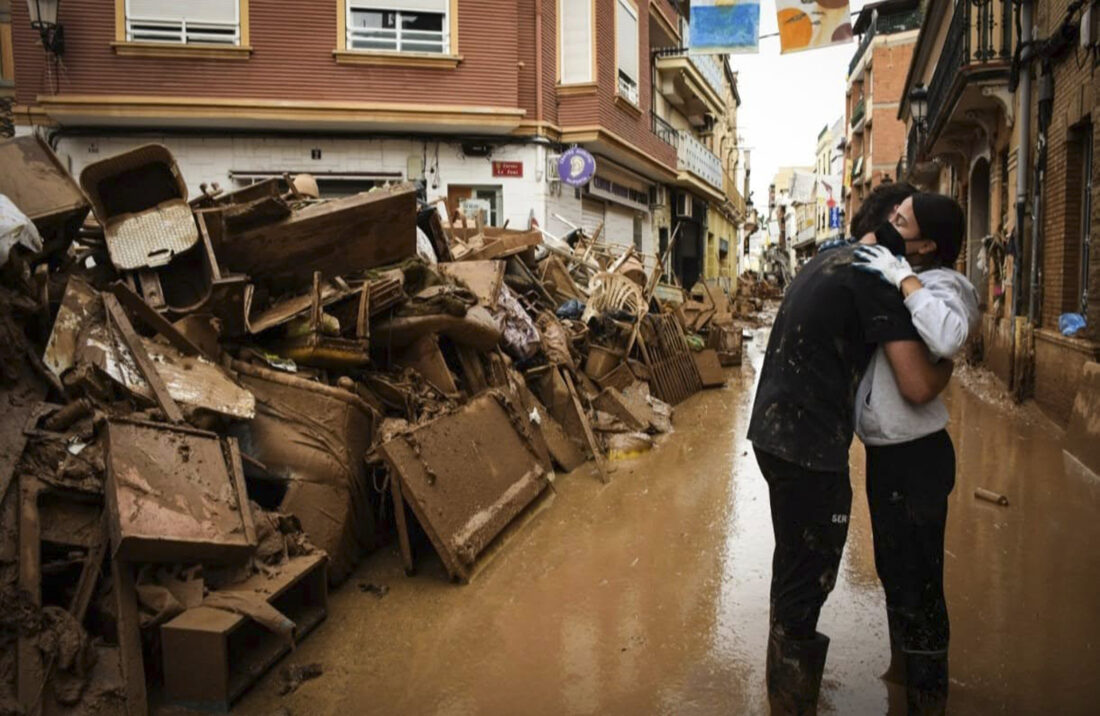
[235,322,1100,715]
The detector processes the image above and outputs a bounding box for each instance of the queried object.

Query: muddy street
[231,324,1100,716]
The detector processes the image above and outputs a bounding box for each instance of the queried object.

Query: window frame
[614,0,640,107]
[113,0,251,59]
[335,0,461,68]
[557,0,596,87]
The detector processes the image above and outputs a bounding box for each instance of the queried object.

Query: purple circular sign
[558,147,597,187]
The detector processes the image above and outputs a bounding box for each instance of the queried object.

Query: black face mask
[874,221,906,256]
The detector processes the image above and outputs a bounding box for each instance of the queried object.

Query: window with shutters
[124,0,242,45]
[347,0,449,54]
[559,0,593,85]
[615,0,639,105]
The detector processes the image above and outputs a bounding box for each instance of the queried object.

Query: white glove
[853,244,916,289]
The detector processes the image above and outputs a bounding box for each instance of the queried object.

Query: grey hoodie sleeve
[902,269,981,360]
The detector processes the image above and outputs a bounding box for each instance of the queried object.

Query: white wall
[52,133,547,230]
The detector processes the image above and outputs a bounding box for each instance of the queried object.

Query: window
[347,0,449,53]
[616,0,639,105]
[560,0,592,84]
[125,0,241,45]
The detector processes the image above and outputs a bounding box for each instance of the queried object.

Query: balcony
[849,6,923,76]
[677,131,723,194]
[850,98,866,131]
[917,0,1014,158]
[654,47,726,124]
[725,172,746,217]
[651,111,679,148]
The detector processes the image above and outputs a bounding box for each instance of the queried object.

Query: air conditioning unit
[675,192,693,218]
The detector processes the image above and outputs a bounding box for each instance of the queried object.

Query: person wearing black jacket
[748,182,953,715]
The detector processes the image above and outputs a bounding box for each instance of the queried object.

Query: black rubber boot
[766,630,830,715]
[880,614,906,685]
[904,650,948,715]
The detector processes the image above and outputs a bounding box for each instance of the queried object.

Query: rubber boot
[766,630,830,715]
[904,650,948,715]
[880,614,906,685]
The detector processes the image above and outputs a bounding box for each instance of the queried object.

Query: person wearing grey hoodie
[852,192,978,715]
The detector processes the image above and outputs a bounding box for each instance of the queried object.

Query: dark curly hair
[849,181,918,239]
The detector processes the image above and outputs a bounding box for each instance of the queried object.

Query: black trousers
[755,447,852,641]
[865,429,956,653]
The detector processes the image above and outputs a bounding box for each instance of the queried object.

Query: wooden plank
[225,438,258,550]
[111,559,149,716]
[102,294,185,424]
[390,477,415,576]
[109,282,212,360]
[561,370,609,484]
[69,512,109,623]
[17,476,42,716]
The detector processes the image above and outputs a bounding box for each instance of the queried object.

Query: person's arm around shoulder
[882,340,954,404]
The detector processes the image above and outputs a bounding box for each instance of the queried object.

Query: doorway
[969,157,991,297]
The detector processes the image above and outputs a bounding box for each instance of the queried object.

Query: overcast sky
[729,0,867,209]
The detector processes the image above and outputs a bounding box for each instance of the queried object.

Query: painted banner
[775,0,853,55]
[689,0,761,54]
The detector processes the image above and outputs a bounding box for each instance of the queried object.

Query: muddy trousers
[755,447,850,715]
[866,430,955,714]
[755,447,852,639]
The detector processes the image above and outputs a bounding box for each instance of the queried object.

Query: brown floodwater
[229,324,1100,715]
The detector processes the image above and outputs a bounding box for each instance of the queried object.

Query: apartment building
[843,0,921,227]
[898,0,1100,424]
[10,0,745,287]
[814,117,844,243]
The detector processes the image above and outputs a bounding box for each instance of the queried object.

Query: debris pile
[0,137,740,712]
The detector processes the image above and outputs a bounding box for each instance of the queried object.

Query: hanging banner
[689,0,761,54]
[775,0,853,55]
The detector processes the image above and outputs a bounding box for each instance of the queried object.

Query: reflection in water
[236,324,1100,716]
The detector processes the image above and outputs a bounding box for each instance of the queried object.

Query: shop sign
[492,161,524,178]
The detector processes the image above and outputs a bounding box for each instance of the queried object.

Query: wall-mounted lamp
[26,0,64,56]
[908,83,929,134]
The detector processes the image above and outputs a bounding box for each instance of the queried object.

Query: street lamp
[25,0,64,56]
[909,83,929,135]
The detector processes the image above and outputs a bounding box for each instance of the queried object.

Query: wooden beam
[109,282,212,360]
[102,294,185,424]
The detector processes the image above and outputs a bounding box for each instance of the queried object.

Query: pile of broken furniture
[0,135,741,714]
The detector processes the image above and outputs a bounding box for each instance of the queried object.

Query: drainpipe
[1013,0,1032,321]
[1028,65,1053,325]
[535,0,544,127]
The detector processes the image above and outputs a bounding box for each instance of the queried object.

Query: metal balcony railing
[677,131,723,191]
[848,7,922,76]
[850,99,866,128]
[849,20,877,76]
[651,112,679,148]
[925,0,1013,142]
[653,47,725,103]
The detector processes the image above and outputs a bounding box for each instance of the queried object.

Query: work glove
[853,243,916,289]
[818,237,851,253]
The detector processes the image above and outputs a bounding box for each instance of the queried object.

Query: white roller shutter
[348,0,447,10]
[616,0,639,84]
[561,0,593,84]
[581,199,605,237]
[603,204,635,251]
[128,0,238,23]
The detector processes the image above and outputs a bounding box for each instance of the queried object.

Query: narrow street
[236,322,1100,716]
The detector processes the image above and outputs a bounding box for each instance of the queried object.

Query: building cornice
[29,95,526,134]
